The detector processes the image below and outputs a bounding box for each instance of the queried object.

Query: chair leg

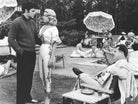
[62,97,74,104]
[107,97,112,104]
[62,55,65,68]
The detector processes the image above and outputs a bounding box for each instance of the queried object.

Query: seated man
[73,44,137,104]
[116,32,127,45]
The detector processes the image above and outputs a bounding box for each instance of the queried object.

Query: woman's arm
[48,27,61,67]
[50,42,57,61]
[48,42,58,68]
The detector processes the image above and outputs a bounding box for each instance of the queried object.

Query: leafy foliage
[60,29,85,46]
[1,0,138,45]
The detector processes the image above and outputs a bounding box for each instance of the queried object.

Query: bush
[60,29,85,46]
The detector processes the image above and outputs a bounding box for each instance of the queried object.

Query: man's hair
[132,43,138,51]
[22,1,39,13]
[116,44,128,57]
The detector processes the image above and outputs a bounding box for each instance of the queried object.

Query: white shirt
[39,26,61,44]
[128,51,138,72]
[105,59,129,79]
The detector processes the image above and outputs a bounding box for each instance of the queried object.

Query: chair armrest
[80,83,113,94]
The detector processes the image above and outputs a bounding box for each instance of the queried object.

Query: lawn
[0,40,138,104]
[0,71,138,104]
[0,72,76,104]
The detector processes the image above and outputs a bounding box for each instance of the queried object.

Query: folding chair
[54,54,65,69]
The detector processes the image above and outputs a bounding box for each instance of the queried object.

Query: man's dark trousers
[16,50,36,104]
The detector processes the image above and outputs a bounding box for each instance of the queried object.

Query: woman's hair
[116,44,128,57]
[43,9,57,26]
[22,1,38,13]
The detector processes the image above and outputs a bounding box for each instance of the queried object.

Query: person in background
[38,8,61,104]
[8,1,40,104]
[70,39,93,58]
[83,31,92,48]
[102,30,114,50]
[116,31,127,45]
[72,44,137,104]
[0,59,16,76]
[125,31,136,48]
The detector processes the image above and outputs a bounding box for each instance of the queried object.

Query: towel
[118,72,138,104]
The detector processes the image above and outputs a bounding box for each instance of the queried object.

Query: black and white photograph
[0,0,138,104]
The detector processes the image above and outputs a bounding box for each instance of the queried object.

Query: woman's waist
[40,44,52,49]
[41,40,51,44]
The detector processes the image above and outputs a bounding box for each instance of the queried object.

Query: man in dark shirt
[8,1,40,104]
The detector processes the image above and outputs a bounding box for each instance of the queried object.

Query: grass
[0,70,138,104]
[0,72,76,104]
[32,72,76,104]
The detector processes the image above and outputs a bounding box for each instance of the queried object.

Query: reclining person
[70,39,92,58]
[73,44,137,104]
[0,59,16,76]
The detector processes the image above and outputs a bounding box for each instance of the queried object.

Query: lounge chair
[54,54,65,69]
[62,69,137,104]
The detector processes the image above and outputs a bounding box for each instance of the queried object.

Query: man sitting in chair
[73,44,137,104]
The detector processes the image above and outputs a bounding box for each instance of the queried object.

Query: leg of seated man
[80,73,102,87]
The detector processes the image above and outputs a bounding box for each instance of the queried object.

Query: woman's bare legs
[3,60,12,74]
[3,60,12,69]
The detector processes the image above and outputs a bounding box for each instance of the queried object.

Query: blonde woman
[38,9,61,103]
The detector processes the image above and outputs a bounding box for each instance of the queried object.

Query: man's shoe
[25,99,39,103]
[72,67,83,76]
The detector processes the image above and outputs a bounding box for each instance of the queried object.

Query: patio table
[62,89,110,104]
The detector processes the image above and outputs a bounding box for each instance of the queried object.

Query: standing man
[8,1,40,104]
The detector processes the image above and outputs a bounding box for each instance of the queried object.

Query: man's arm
[34,22,42,45]
[105,64,128,80]
[35,31,42,45]
[8,21,23,55]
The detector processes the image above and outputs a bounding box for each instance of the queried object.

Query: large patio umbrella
[83,11,115,33]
